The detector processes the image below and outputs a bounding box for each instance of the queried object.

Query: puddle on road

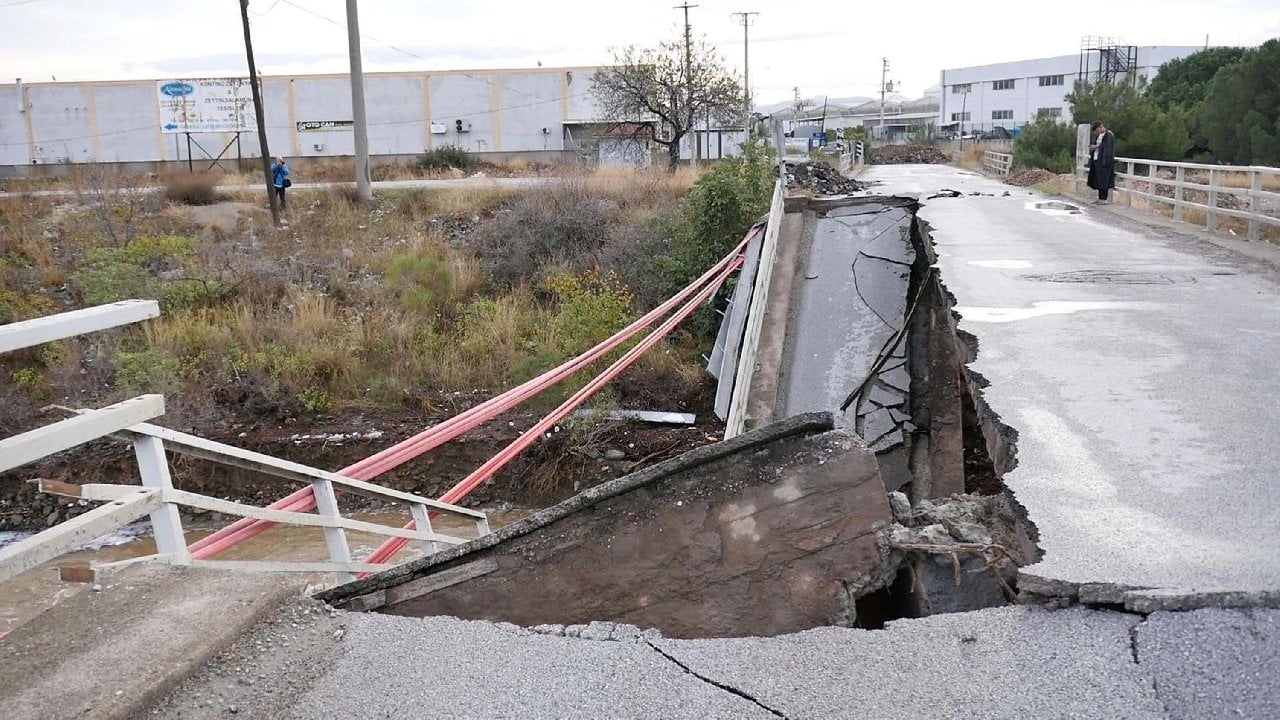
[0,508,534,637]
[1026,200,1084,216]
[955,300,1144,323]
[967,260,1035,269]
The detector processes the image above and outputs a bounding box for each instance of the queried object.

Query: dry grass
[2,163,709,423]
[162,173,223,205]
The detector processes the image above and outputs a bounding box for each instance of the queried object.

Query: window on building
[992,110,1013,120]
[992,79,1016,90]
[950,112,971,122]
[1038,74,1065,87]
[951,84,971,94]
[1036,107,1063,119]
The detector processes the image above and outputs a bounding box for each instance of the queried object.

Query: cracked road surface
[863,165,1280,606]
[155,604,1279,718]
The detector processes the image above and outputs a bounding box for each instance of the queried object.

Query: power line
[248,0,285,16]
[277,0,536,99]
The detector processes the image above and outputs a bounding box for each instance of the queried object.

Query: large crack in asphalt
[643,639,789,718]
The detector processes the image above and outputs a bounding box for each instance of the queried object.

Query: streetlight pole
[346,0,372,202]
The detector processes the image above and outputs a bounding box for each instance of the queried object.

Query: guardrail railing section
[1112,158,1280,242]
[0,301,489,586]
[983,151,1013,176]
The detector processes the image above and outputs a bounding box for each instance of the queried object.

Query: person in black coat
[1087,120,1116,204]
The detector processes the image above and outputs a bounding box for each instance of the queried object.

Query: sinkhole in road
[841,204,1042,629]
[317,198,1044,640]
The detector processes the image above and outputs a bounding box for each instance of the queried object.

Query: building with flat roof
[0,67,620,176]
[938,44,1203,134]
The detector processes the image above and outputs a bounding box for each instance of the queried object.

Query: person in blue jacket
[270,156,291,208]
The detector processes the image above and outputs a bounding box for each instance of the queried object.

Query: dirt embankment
[0,396,725,531]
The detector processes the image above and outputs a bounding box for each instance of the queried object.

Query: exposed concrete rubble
[784,160,866,195]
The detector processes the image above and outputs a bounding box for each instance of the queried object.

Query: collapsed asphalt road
[866,164,1280,609]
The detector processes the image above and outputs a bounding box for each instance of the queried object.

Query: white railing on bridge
[0,301,487,587]
[724,177,786,439]
[983,150,1013,176]
[1073,123,1280,243]
[1110,158,1280,243]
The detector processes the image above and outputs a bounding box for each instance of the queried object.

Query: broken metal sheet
[571,410,696,425]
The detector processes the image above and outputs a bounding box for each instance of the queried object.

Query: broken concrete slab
[867,163,1280,605]
[0,566,302,720]
[1136,608,1280,718]
[321,413,894,638]
[289,613,776,719]
[648,606,1163,719]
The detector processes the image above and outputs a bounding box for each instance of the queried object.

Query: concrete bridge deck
[5,164,1279,718]
[867,164,1280,607]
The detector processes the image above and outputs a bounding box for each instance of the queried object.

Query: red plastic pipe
[358,254,744,571]
[188,229,759,559]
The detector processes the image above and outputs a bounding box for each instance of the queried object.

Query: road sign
[156,78,253,134]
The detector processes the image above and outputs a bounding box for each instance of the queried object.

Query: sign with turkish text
[157,78,253,134]
[296,120,354,133]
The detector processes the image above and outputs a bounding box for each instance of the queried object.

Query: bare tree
[593,36,743,170]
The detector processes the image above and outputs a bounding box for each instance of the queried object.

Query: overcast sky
[1,0,1277,104]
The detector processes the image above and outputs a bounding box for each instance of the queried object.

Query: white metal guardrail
[1111,157,1280,242]
[724,177,785,438]
[0,301,487,586]
[983,151,1013,176]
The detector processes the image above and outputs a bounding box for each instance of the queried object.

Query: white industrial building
[938,43,1203,134]
[0,67,644,176]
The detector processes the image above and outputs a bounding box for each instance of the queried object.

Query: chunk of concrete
[323,414,893,639]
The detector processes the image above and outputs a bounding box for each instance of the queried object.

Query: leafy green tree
[1147,46,1249,157]
[1200,39,1280,165]
[1147,47,1249,109]
[1069,81,1191,160]
[1013,118,1076,173]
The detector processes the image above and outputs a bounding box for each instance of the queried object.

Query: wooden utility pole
[345,0,372,202]
[239,0,280,226]
[732,11,759,132]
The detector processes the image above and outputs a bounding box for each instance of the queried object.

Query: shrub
[664,141,773,297]
[417,145,475,171]
[114,348,182,394]
[470,179,614,287]
[298,386,332,413]
[384,246,455,317]
[162,174,221,205]
[72,235,224,312]
[1013,118,1076,174]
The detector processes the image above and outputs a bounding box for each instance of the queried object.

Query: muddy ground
[0,383,725,531]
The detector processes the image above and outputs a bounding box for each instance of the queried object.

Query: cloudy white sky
[1,0,1277,105]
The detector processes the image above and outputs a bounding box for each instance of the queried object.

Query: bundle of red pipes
[186,225,760,565]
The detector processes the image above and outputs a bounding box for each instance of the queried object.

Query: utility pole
[346,0,372,202]
[875,57,896,140]
[239,0,279,227]
[674,2,698,163]
[732,11,759,132]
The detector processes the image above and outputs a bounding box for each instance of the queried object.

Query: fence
[1110,158,1280,242]
[983,150,1013,176]
[0,301,487,586]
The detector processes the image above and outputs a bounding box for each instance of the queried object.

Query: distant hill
[754,95,874,117]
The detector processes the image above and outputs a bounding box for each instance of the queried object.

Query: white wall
[0,66,605,170]
[938,46,1204,129]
